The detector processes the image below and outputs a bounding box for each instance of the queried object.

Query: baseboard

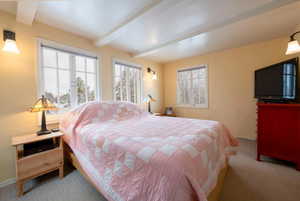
[237,136,256,141]
[0,178,16,188]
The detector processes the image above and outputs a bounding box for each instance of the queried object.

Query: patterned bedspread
[60,101,238,201]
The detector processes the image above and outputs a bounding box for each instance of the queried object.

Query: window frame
[36,38,101,124]
[176,65,209,108]
[112,58,143,104]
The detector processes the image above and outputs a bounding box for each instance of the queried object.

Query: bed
[60,101,238,201]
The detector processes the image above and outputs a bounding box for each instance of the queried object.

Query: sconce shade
[3,39,20,54]
[286,40,300,55]
[286,31,300,55]
[143,94,156,103]
[2,30,20,54]
[147,67,157,80]
[30,95,57,112]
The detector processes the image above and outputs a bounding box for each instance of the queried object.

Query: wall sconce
[286,31,300,55]
[2,30,20,54]
[147,67,157,80]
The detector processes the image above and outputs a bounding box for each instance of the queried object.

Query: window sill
[176,104,208,109]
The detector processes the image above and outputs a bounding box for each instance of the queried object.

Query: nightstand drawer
[17,148,63,180]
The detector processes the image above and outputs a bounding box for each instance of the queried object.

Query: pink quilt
[60,101,238,201]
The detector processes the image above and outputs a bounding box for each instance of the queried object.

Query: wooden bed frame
[64,142,228,201]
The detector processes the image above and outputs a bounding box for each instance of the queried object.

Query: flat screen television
[255,58,298,102]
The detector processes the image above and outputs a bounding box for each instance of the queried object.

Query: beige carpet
[1,139,300,201]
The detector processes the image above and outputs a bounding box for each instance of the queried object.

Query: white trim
[36,38,98,58]
[0,178,16,188]
[175,104,209,109]
[176,64,207,72]
[36,39,43,99]
[238,136,257,141]
[176,64,209,108]
[111,58,116,101]
[112,58,142,68]
[141,67,145,103]
[95,56,102,102]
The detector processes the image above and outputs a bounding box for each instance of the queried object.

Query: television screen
[255,58,298,101]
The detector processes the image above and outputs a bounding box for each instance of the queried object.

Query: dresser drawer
[17,148,63,180]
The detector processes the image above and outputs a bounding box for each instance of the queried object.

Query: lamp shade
[143,94,156,103]
[286,40,300,55]
[30,95,57,112]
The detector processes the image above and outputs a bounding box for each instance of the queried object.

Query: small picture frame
[165,107,174,115]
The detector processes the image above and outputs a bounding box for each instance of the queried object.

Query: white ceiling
[1,0,300,63]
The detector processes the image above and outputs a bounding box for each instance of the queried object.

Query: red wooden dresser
[257,102,300,170]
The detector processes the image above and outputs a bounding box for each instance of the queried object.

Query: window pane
[120,66,127,101]
[193,78,199,88]
[199,68,206,78]
[183,71,190,80]
[58,70,71,109]
[192,69,200,79]
[41,46,99,112]
[200,87,206,104]
[178,72,185,105]
[43,48,57,67]
[113,62,141,103]
[177,81,184,105]
[76,72,86,104]
[58,52,70,69]
[114,64,120,77]
[193,88,200,104]
[129,68,135,103]
[87,74,96,101]
[44,67,58,104]
[114,76,121,101]
[177,67,207,106]
[76,56,85,71]
[86,58,95,73]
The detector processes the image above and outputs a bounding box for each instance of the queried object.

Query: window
[177,65,208,108]
[113,60,142,104]
[39,41,99,113]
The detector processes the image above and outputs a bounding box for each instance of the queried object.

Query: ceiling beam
[94,0,164,47]
[16,0,39,25]
[4,0,64,25]
[134,0,300,58]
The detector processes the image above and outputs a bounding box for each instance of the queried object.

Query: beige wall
[0,11,163,183]
[163,37,300,140]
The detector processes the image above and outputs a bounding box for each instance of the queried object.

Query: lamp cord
[290,31,300,41]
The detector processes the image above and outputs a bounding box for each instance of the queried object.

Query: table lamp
[143,94,156,113]
[30,95,57,135]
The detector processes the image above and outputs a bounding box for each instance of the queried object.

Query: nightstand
[153,113,176,117]
[11,132,64,196]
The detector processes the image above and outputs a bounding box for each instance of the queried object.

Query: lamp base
[37,110,51,136]
[37,130,51,136]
